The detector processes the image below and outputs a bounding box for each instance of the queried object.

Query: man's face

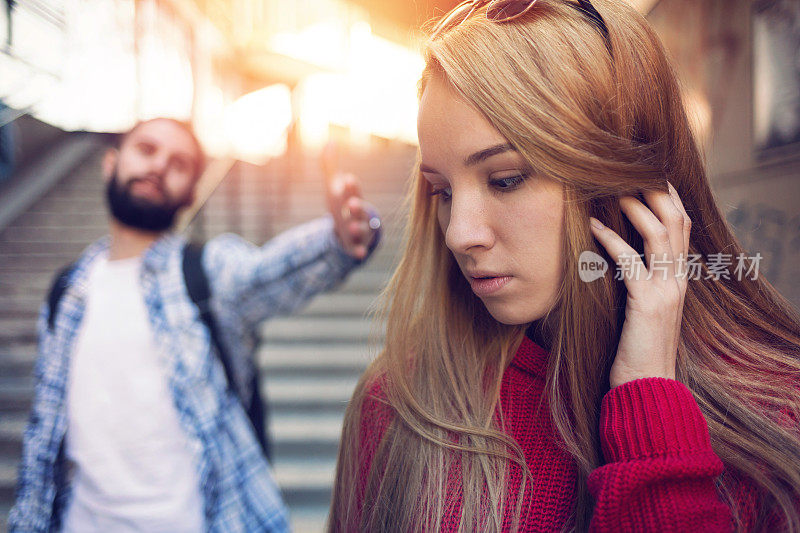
[104,119,201,232]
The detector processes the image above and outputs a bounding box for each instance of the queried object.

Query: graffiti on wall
[726,202,800,295]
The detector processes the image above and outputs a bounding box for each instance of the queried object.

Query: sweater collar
[509,331,549,378]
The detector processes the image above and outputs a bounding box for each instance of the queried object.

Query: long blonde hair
[330,1,800,531]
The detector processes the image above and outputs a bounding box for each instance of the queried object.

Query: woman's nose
[444,190,495,254]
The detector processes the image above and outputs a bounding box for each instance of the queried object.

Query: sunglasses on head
[431,0,612,52]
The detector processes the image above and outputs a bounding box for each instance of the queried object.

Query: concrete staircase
[0,138,414,532]
[0,146,109,532]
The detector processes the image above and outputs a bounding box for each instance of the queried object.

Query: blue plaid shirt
[9,216,376,532]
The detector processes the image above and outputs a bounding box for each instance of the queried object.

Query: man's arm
[202,215,379,330]
[8,304,58,533]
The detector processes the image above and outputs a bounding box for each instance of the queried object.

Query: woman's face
[417,75,565,325]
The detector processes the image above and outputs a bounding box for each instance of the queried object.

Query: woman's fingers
[618,195,675,281]
[665,181,692,282]
[642,185,685,263]
[589,217,647,285]
[592,181,691,285]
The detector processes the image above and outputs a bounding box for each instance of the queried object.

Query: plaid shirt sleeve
[9,303,60,533]
[202,215,378,331]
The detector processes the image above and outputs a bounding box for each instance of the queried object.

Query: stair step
[341,270,391,292]
[0,226,105,243]
[259,343,374,379]
[275,461,336,490]
[287,503,330,533]
[0,241,88,254]
[0,504,11,533]
[261,317,384,344]
[0,377,32,391]
[0,319,36,344]
[265,375,358,402]
[0,355,34,378]
[38,179,105,193]
[271,413,342,462]
[11,211,109,228]
[0,252,79,271]
[0,226,106,243]
[264,375,357,416]
[0,344,36,358]
[0,414,26,458]
[0,271,63,286]
[272,413,343,440]
[0,384,32,415]
[18,197,105,214]
[0,306,38,321]
[0,459,18,504]
[298,293,380,318]
[274,457,336,508]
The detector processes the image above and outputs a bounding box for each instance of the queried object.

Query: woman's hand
[589,181,692,389]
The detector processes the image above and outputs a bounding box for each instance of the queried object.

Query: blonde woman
[329,0,800,531]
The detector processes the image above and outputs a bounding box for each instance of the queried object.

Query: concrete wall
[649,0,800,309]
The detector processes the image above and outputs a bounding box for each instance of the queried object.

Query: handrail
[0,105,27,126]
[1,0,65,127]
[16,0,66,30]
[0,45,62,81]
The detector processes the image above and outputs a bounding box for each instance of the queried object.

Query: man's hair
[117,117,206,180]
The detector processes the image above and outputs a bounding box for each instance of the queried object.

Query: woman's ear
[101,148,118,183]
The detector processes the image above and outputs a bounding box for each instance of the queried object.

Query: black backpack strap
[47,262,77,331]
[182,242,270,460]
[182,242,240,392]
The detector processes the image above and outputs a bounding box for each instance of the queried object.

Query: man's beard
[105,171,189,232]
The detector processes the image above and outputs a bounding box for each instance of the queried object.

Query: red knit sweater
[354,336,788,532]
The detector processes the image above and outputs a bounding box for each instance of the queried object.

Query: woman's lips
[468,275,512,297]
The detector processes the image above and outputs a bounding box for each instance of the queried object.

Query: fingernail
[590,217,604,230]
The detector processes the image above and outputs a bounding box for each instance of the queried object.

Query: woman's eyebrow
[420,143,516,175]
[464,143,515,166]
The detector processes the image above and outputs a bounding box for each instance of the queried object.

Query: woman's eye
[490,174,528,191]
[429,186,452,201]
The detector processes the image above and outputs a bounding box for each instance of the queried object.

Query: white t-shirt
[61,253,204,532]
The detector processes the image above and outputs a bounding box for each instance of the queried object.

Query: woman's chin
[482,300,546,326]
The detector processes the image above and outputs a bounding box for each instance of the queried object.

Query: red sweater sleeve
[587,377,733,532]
